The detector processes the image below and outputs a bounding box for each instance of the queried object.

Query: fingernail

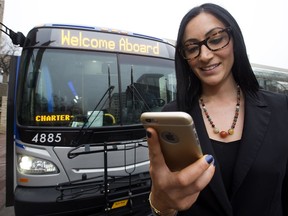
[205,155,214,164]
[146,130,152,138]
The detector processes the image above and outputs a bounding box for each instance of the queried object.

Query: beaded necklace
[200,86,240,138]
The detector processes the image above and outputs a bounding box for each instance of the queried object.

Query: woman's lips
[201,63,220,71]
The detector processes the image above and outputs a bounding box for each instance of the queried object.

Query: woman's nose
[198,45,213,61]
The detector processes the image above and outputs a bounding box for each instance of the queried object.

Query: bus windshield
[17,48,176,127]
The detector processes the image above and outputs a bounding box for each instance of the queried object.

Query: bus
[4,23,176,215]
[252,63,288,94]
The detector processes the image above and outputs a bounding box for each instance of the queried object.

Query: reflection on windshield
[18,49,176,127]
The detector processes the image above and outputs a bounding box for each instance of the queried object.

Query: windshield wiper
[68,85,115,158]
[127,65,151,111]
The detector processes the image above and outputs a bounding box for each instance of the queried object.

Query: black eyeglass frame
[180,27,232,60]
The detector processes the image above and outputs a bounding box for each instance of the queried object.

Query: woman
[146,3,288,216]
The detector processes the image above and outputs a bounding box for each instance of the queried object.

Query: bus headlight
[17,155,59,175]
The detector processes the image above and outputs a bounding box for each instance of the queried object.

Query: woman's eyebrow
[183,26,224,44]
[204,27,223,37]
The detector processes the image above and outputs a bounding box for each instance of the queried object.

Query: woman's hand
[146,127,215,214]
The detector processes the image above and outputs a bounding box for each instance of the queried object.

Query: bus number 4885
[32,133,62,143]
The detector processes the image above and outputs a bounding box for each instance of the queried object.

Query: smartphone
[140,111,203,171]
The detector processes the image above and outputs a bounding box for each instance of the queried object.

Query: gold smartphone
[140,111,203,171]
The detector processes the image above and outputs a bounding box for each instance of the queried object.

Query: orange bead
[220,131,228,138]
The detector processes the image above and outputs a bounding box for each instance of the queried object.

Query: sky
[3,0,288,69]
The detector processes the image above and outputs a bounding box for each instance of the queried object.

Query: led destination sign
[50,29,168,56]
[35,114,71,122]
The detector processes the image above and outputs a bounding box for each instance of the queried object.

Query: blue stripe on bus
[51,23,96,30]
[16,143,25,149]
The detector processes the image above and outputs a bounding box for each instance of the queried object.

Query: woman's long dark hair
[175,3,259,112]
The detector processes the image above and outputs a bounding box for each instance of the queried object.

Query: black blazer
[163,90,288,216]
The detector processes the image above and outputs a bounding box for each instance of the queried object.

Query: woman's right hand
[146,127,215,214]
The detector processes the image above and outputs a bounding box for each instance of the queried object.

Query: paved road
[0,133,15,215]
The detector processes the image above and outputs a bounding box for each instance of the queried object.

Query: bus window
[17,50,176,127]
[118,54,176,124]
[253,65,288,95]
[18,49,119,127]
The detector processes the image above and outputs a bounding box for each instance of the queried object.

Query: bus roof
[252,63,288,82]
[33,23,167,43]
[251,63,288,74]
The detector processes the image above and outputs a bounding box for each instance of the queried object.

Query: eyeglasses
[181,27,232,60]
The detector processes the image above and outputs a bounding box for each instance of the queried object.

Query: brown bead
[220,131,228,138]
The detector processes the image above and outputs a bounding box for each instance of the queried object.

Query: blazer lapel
[191,103,233,216]
[190,92,270,215]
[230,92,271,198]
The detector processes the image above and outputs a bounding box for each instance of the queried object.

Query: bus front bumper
[14,173,151,216]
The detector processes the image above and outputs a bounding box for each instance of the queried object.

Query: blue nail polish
[205,155,214,164]
[146,131,152,138]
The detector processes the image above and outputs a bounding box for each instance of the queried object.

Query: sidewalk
[0,132,15,215]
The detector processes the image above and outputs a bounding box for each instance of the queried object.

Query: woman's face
[182,12,234,87]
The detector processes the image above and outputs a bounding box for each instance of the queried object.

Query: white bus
[252,63,288,94]
[5,23,176,216]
